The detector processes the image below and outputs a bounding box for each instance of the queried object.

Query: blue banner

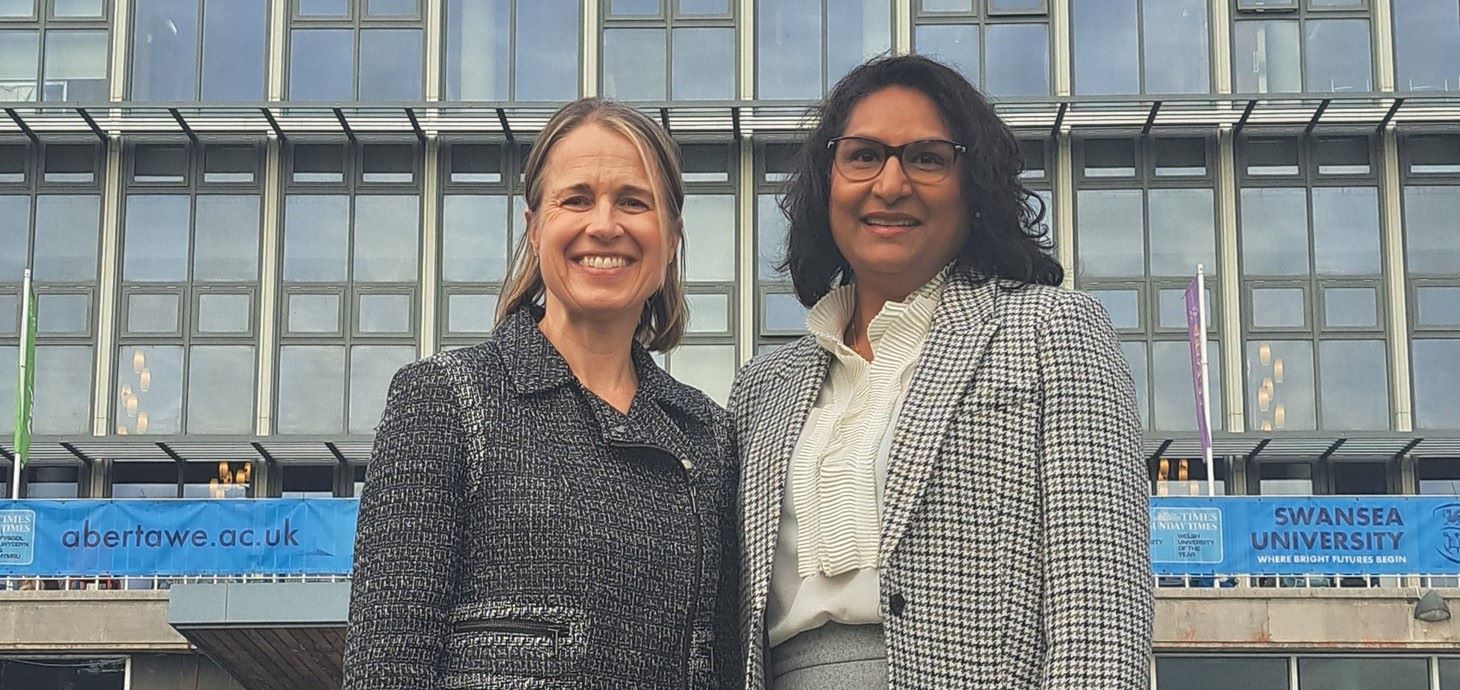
[0,499,358,577]
[1152,496,1460,576]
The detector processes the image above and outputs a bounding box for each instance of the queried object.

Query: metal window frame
[1068,0,1218,97]
[283,2,426,102]
[435,136,519,348]
[751,136,799,348]
[123,0,274,102]
[439,0,586,102]
[599,0,737,101]
[912,0,1052,96]
[1229,0,1376,96]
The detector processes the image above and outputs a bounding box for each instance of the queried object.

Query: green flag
[12,268,36,499]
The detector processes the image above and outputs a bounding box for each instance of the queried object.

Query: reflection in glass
[1402,186,1460,274]
[516,0,581,101]
[1251,288,1305,328]
[610,0,658,15]
[825,0,890,93]
[0,30,39,102]
[1152,340,1222,433]
[1088,290,1139,330]
[131,0,199,102]
[55,0,103,17]
[112,463,180,499]
[0,0,33,17]
[283,195,349,282]
[1142,0,1208,94]
[1393,0,1460,92]
[757,0,822,99]
[1245,138,1300,176]
[127,293,180,333]
[922,0,973,10]
[1240,188,1308,276]
[196,293,251,333]
[277,345,345,434]
[0,195,32,279]
[43,30,108,102]
[686,293,729,333]
[672,27,735,100]
[1233,20,1300,94]
[1073,0,1138,94]
[442,195,509,282]
[1153,138,1207,177]
[1298,657,1427,690]
[915,24,978,87]
[32,195,100,282]
[349,345,416,434]
[1246,339,1314,431]
[677,0,727,14]
[1148,188,1215,277]
[603,28,667,101]
[1416,287,1460,327]
[1121,341,1149,429]
[1075,189,1143,279]
[359,29,423,101]
[367,0,417,16]
[0,346,12,434]
[447,292,496,334]
[1162,286,1218,330]
[115,345,183,434]
[1413,339,1460,430]
[445,0,510,100]
[0,294,16,336]
[299,0,347,16]
[1318,340,1388,430]
[288,293,341,333]
[682,195,736,282]
[124,196,191,282]
[358,293,412,333]
[1155,655,1289,690]
[667,343,735,404]
[37,293,88,334]
[1083,139,1136,177]
[202,0,268,101]
[289,29,353,101]
[763,292,806,332]
[193,195,260,281]
[757,194,788,280]
[1322,287,1377,328]
[354,196,420,282]
[1304,19,1372,93]
[1311,187,1380,275]
[985,23,1049,98]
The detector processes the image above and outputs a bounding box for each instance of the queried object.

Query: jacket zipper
[454,619,567,640]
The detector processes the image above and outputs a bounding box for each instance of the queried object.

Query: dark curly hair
[777,54,1062,306]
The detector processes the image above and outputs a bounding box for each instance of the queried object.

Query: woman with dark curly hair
[729,55,1151,689]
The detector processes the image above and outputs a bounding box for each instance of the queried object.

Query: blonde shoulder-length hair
[494,97,688,352]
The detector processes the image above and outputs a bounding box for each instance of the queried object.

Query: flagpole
[1196,265,1215,497]
[12,268,35,500]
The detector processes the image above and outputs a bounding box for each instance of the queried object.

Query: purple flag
[1185,275,1212,457]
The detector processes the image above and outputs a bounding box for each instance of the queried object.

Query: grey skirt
[768,623,888,689]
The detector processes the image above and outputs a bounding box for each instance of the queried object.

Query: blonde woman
[344,98,740,689]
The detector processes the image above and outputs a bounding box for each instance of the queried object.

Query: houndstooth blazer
[729,271,1152,689]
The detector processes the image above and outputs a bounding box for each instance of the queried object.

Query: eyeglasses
[827,136,967,184]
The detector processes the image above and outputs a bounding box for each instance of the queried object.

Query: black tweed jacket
[343,307,742,689]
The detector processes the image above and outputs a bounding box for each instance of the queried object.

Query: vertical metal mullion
[736,137,754,364]
[419,138,439,356]
[92,136,123,437]
[1217,126,1245,432]
[894,0,913,55]
[110,0,132,101]
[424,0,442,100]
[1379,128,1412,431]
[737,0,753,99]
[254,139,282,435]
[1054,131,1074,289]
[1212,0,1233,93]
[1134,0,1145,94]
[583,0,599,96]
[268,0,288,100]
[1051,0,1070,96]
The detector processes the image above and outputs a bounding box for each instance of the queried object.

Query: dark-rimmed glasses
[827,136,966,184]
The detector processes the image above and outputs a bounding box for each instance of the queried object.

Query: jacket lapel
[879,274,1002,567]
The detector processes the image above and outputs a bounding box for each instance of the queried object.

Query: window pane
[677,0,727,14]
[1416,286,1460,327]
[1403,186,1460,274]
[127,292,179,333]
[915,24,978,87]
[1075,189,1143,279]
[1246,138,1300,176]
[299,0,346,15]
[354,196,419,282]
[201,0,268,101]
[516,0,580,101]
[1251,287,1305,328]
[0,30,39,102]
[37,292,88,333]
[0,345,13,434]
[1121,340,1149,428]
[34,345,90,433]
[287,292,341,333]
[132,0,200,101]
[358,293,412,333]
[283,195,349,282]
[922,0,972,10]
[1240,187,1309,276]
[196,293,251,333]
[1312,187,1380,275]
[667,343,734,405]
[1155,656,1289,690]
[112,462,179,498]
[825,0,890,90]
[194,195,260,281]
[0,195,32,279]
[1323,286,1377,328]
[54,0,102,15]
[757,0,824,99]
[361,144,415,184]
[289,29,353,101]
[367,0,417,16]
[1247,339,1315,431]
[763,292,806,332]
[359,29,423,101]
[1083,138,1136,177]
[990,0,1044,11]
[683,194,736,282]
[1234,20,1301,94]
[1409,135,1460,174]
[43,30,108,102]
[442,195,509,282]
[1305,19,1373,93]
[32,195,100,282]
[1152,340,1222,433]
[133,145,187,183]
[757,194,788,280]
[1394,0,1460,92]
[1315,137,1370,175]
[1143,0,1209,94]
[277,345,345,434]
[444,0,510,100]
[1073,0,1138,95]
[1088,289,1140,329]
[1153,138,1207,177]
[123,196,191,282]
[1413,339,1460,430]
[0,0,33,17]
[603,28,667,101]
[1319,340,1388,430]
[1444,658,1460,690]
[44,144,95,183]
[448,144,501,183]
[293,143,344,183]
[686,293,729,333]
[1148,188,1215,277]
[672,27,735,100]
[349,345,415,434]
[281,464,335,498]
[446,292,496,334]
[116,345,183,435]
[1298,658,1427,690]
[0,294,16,336]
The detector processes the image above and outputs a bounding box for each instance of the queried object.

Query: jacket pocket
[441,601,587,688]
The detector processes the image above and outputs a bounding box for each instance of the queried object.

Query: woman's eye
[621,197,650,210]
[561,196,591,208]
[849,147,881,163]
[912,152,947,167]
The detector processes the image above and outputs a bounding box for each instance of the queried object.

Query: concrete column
[254,140,283,435]
[737,137,755,364]
[419,138,440,358]
[91,136,122,437]
[1380,129,1413,431]
[1217,126,1246,433]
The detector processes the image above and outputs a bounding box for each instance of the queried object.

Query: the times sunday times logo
[0,510,35,566]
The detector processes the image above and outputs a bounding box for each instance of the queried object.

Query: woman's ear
[525,210,538,253]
